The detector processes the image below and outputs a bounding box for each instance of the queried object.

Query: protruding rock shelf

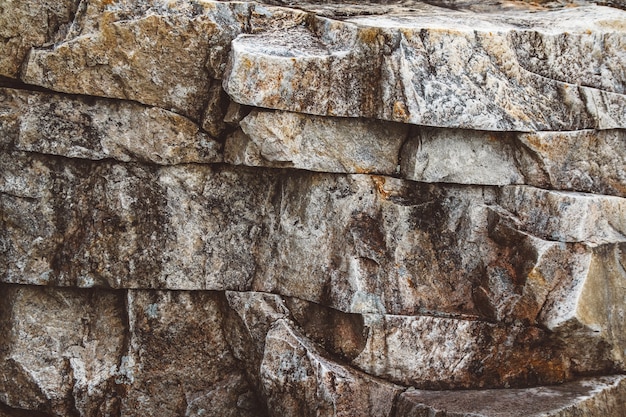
[1,0,625,416]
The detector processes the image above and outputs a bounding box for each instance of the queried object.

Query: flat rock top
[224,0,626,130]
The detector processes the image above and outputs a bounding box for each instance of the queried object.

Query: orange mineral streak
[371,175,391,200]
[392,101,410,122]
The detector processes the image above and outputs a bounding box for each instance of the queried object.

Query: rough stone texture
[401,128,626,196]
[20,0,254,120]
[121,290,261,417]
[395,375,626,417]
[0,0,79,78]
[4,151,624,322]
[0,88,221,165]
[0,284,126,417]
[230,118,626,197]
[2,0,626,415]
[226,291,623,390]
[517,129,626,197]
[496,186,626,244]
[227,110,409,175]
[2,150,625,385]
[224,4,626,131]
[260,320,402,417]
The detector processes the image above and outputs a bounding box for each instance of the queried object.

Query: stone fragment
[351,315,568,389]
[21,0,254,120]
[394,375,626,417]
[400,128,523,186]
[226,292,608,390]
[496,186,626,244]
[538,243,626,373]
[201,81,230,138]
[517,129,626,197]
[260,319,403,417]
[224,292,404,416]
[401,128,626,196]
[0,284,126,417]
[224,4,626,131]
[121,290,262,417]
[224,291,291,358]
[226,110,408,175]
[287,298,570,389]
[0,87,221,165]
[0,0,78,78]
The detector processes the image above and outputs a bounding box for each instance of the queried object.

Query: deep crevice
[0,76,57,94]
[0,401,55,417]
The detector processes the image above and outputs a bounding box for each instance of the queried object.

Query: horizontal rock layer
[3,87,625,197]
[1,0,625,416]
[2,284,625,417]
[225,4,626,131]
[1,0,623,130]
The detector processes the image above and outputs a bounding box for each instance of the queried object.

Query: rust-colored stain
[371,175,391,199]
[393,101,410,122]
[358,27,380,45]
[488,133,501,142]
[406,276,416,289]
[522,133,552,154]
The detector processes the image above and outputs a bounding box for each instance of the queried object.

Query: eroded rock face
[224,4,626,131]
[394,375,626,417]
[0,88,221,165]
[0,0,79,78]
[1,0,626,415]
[20,0,254,120]
[0,285,126,416]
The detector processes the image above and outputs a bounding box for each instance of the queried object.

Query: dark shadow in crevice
[0,401,55,417]
[0,76,57,94]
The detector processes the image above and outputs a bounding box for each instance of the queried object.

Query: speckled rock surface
[0,0,79,78]
[0,88,221,165]
[395,375,626,417]
[1,0,626,416]
[224,4,626,131]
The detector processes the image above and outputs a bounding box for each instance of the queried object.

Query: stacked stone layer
[1,0,625,416]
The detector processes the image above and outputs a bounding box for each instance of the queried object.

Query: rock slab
[1,0,625,416]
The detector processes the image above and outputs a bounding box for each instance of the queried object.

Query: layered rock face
[1,0,625,416]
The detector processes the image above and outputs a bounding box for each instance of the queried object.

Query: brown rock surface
[394,375,626,417]
[0,0,79,78]
[1,0,625,415]
[0,88,221,165]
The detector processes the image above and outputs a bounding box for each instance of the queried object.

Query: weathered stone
[213,291,405,416]
[19,1,626,130]
[401,128,626,197]
[224,4,626,131]
[21,0,253,120]
[351,314,569,389]
[0,0,78,78]
[260,319,402,417]
[224,292,614,390]
[0,284,126,417]
[517,129,626,197]
[201,81,230,138]
[0,87,221,165]
[2,151,624,330]
[496,186,626,244]
[538,243,626,373]
[3,0,626,413]
[121,290,262,417]
[226,110,408,174]
[400,128,524,186]
[394,375,626,417]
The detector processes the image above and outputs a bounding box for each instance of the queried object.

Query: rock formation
[1,0,625,416]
